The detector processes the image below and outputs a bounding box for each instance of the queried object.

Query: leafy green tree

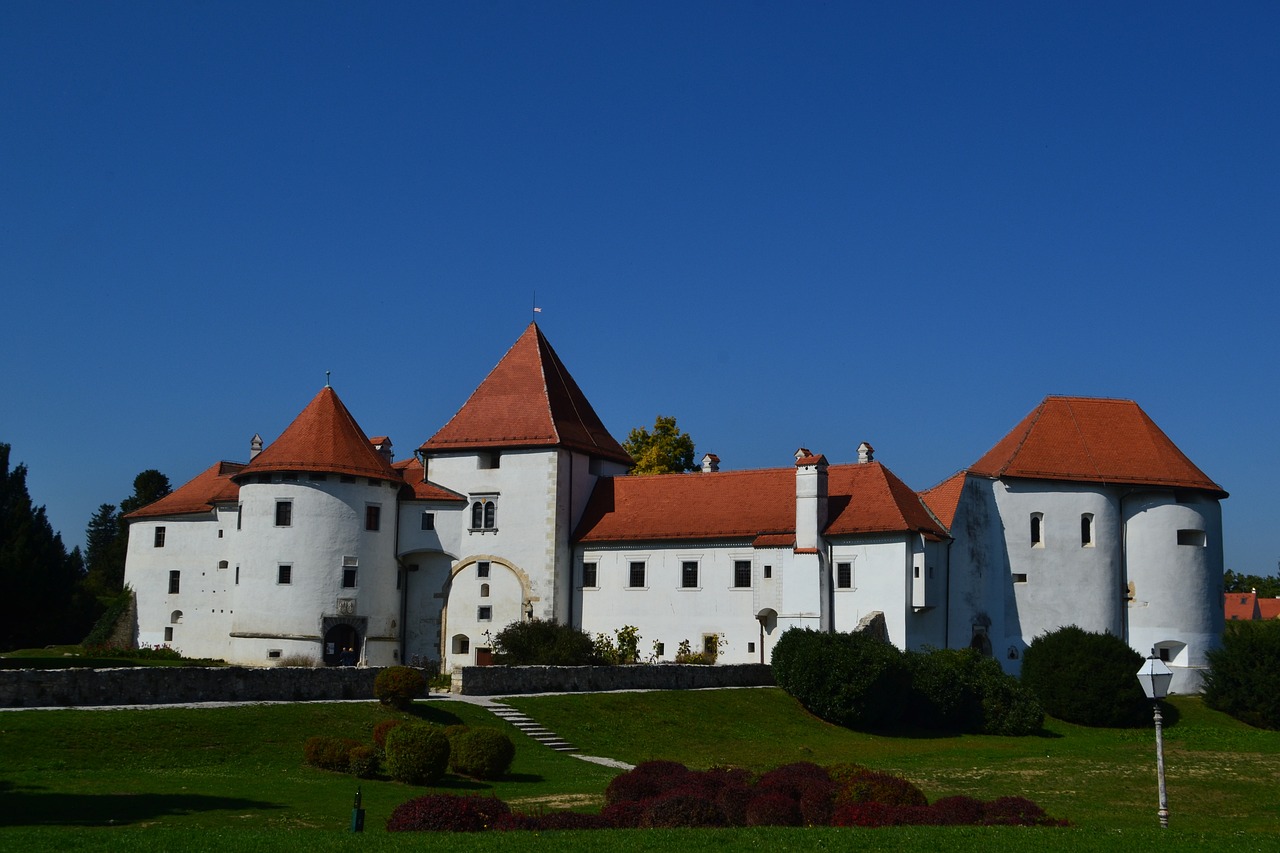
[120,470,172,516]
[1203,620,1280,729]
[0,443,83,650]
[1223,569,1280,598]
[1020,625,1149,727]
[82,471,172,601]
[623,415,696,475]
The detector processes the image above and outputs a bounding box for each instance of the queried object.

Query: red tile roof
[235,386,400,482]
[125,461,243,519]
[969,396,1227,497]
[1261,599,1280,620]
[920,471,968,530]
[421,323,633,466]
[1225,592,1260,621]
[574,461,948,544]
[392,458,467,502]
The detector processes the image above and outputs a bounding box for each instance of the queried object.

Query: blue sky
[2,3,1277,574]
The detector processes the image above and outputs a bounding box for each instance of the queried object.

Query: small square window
[763,565,772,579]
[478,605,492,621]
[477,561,490,578]
[154,526,166,548]
[164,627,174,642]
[168,570,180,594]
[681,561,699,589]
[278,564,292,585]
[747,641,755,653]
[1013,573,1028,583]
[733,560,751,588]
[654,642,665,657]
[421,511,435,531]
[275,501,292,527]
[582,561,598,587]
[365,505,381,531]
[629,561,646,588]
[267,649,282,659]
[342,568,357,588]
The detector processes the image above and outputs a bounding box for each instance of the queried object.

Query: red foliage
[491,812,541,831]
[387,795,494,832]
[983,796,1065,826]
[601,800,646,828]
[832,802,933,827]
[641,792,728,828]
[744,791,803,826]
[930,795,987,826]
[834,770,928,807]
[372,719,403,749]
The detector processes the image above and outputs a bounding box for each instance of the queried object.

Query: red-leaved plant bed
[386,760,1068,832]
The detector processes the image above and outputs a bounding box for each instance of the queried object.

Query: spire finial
[325,370,331,388]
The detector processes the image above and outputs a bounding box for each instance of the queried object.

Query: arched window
[1081,513,1094,547]
[484,500,495,528]
[480,583,490,598]
[1030,513,1044,547]
[170,610,183,624]
[471,501,483,529]
[470,498,497,530]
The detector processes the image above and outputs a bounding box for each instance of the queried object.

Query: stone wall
[453,662,775,695]
[0,665,379,708]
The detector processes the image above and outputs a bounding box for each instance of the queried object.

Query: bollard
[350,786,365,832]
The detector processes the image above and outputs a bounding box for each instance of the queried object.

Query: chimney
[858,441,874,464]
[795,449,829,552]
[250,434,263,460]
[371,437,394,462]
[701,453,720,473]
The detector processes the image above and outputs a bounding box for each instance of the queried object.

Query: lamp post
[1135,650,1174,829]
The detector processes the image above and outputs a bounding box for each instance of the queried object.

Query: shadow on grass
[0,781,284,827]
[404,702,467,727]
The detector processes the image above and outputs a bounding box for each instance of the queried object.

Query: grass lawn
[0,645,225,669]
[1,688,1278,851]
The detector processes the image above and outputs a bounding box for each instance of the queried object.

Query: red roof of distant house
[1225,592,1260,621]
[1259,598,1280,620]
[392,458,467,502]
[969,396,1226,497]
[574,461,947,544]
[920,471,968,530]
[421,323,633,466]
[125,461,243,519]
[235,386,400,482]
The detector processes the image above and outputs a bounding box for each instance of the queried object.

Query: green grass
[1,689,1278,851]
[0,645,225,669]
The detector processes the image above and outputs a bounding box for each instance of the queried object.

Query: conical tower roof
[236,386,400,482]
[421,323,632,466]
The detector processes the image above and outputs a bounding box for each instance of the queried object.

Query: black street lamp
[1135,650,1174,829]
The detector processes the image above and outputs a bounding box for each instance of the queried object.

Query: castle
[124,323,1226,692]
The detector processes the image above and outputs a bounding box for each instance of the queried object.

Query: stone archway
[322,618,366,666]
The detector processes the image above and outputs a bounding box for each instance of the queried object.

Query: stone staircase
[487,701,579,753]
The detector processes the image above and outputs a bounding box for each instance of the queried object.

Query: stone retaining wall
[453,663,775,695]
[0,665,380,708]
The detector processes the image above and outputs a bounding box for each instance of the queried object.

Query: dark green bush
[1203,619,1280,729]
[303,736,362,772]
[384,722,450,785]
[1020,626,1148,727]
[908,647,1042,735]
[449,727,515,780]
[770,628,910,731]
[348,744,379,778]
[374,666,426,710]
[491,618,602,665]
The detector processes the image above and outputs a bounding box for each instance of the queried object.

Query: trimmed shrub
[834,770,928,808]
[492,618,602,665]
[604,760,692,805]
[983,796,1061,826]
[771,628,911,731]
[744,791,802,826]
[641,793,727,828]
[600,800,646,828]
[1203,619,1280,729]
[979,668,1044,736]
[930,795,987,826]
[303,736,362,772]
[384,722,450,785]
[348,744,378,778]
[372,718,404,749]
[449,727,515,780]
[1021,626,1148,727]
[833,802,930,827]
[492,811,541,831]
[374,666,426,710]
[386,794,502,832]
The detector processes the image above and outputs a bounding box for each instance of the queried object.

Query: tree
[0,443,83,650]
[623,415,696,475]
[82,470,172,600]
[120,470,172,515]
[1223,569,1280,599]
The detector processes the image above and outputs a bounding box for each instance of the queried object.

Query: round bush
[744,791,802,826]
[303,736,362,772]
[604,760,691,805]
[771,628,911,731]
[834,771,927,807]
[449,727,515,780]
[930,795,987,826]
[384,722,450,785]
[600,800,646,828]
[1203,620,1280,729]
[492,618,602,665]
[374,666,426,710]
[386,794,502,832]
[348,744,378,778]
[372,718,404,749]
[1020,626,1149,727]
[641,793,727,828]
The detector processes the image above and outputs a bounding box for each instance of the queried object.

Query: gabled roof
[421,323,633,466]
[125,461,243,519]
[235,386,400,482]
[969,396,1227,497]
[574,461,947,544]
[920,471,968,530]
[1225,592,1261,621]
[392,458,468,502]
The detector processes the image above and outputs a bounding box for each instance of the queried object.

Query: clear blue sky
[2,3,1277,574]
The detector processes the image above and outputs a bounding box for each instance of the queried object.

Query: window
[1013,573,1028,583]
[733,560,751,588]
[470,499,496,530]
[1030,512,1043,547]
[164,627,173,642]
[452,635,470,655]
[277,564,292,585]
[267,649,282,659]
[1178,529,1206,547]
[340,475,355,483]
[763,565,772,579]
[1081,513,1094,547]
[703,635,718,656]
[479,452,501,469]
[421,511,435,531]
[365,505,381,531]
[747,642,755,653]
[218,560,228,570]
[629,561,646,588]
[654,642,665,657]
[235,565,239,585]
[478,606,492,621]
[477,561,490,578]
[480,583,490,598]
[168,570,180,594]
[154,526,166,548]
[237,504,242,530]
[582,561,598,587]
[218,529,223,539]
[342,567,357,588]
[275,501,292,527]
[836,562,852,589]
[681,561,699,588]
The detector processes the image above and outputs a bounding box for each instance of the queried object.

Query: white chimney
[701,453,720,473]
[250,434,263,460]
[858,441,874,464]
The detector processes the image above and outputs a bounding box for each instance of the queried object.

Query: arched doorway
[324,623,361,667]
